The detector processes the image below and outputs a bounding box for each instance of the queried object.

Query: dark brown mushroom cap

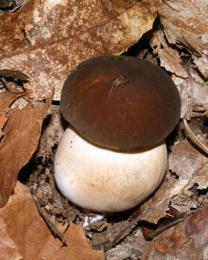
[61,56,181,151]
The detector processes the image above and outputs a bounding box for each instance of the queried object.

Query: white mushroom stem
[54,128,168,212]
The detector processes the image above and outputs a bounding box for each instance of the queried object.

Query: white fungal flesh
[54,128,168,212]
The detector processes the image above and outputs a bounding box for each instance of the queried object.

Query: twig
[144,212,191,240]
[110,219,138,249]
[32,193,68,246]
[103,217,140,251]
[183,118,208,156]
[106,211,192,250]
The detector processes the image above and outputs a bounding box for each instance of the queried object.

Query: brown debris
[173,69,208,118]
[148,28,208,119]
[150,30,188,78]
[159,0,208,79]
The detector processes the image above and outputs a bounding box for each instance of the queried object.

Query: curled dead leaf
[0,94,51,207]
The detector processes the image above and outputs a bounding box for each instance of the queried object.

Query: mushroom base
[54,128,167,212]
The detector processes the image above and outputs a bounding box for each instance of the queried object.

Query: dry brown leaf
[142,208,208,260]
[172,70,208,118]
[158,0,208,78]
[148,27,208,118]
[0,182,104,260]
[0,96,51,207]
[169,139,207,180]
[0,113,7,134]
[150,30,188,78]
[0,0,160,100]
[138,139,208,224]
[154,0,208,118]
[0,217,22,260]
[159,0,208,54]
[0,92,25,138]
[186,162,208,192]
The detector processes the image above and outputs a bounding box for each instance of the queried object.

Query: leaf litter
[0,0,208,259]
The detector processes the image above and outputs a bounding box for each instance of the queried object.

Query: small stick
[144,212,191,240]
[183,118,208,156]
[107,211,192,250]
[110,219,138,249]
[32,194,68,246]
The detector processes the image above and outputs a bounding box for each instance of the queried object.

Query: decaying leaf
[150,30,188,78]
[0,94,51,207]
[186,162,208,192]
[0,0,160,100]
[148,28,208,118]
[0,182,104,260]
[138,139,208,224]
[142,208,208,260]
[144,1,208,118]
[172,70,208,118]
[158,0,208,78]
[159,0,208,54]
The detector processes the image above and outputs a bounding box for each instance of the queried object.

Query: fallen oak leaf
[0,95,51,207]
[0,182,104,260]
[0,0,160,100]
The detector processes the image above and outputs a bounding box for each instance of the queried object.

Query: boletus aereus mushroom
[54,56,181,212]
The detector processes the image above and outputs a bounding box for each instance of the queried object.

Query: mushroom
[54,56,181,212]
